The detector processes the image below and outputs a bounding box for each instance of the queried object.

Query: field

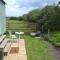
[6,20,37,33]
[24,35,51,60]
[49,32,60,46]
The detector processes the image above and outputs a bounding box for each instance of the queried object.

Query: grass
[6,20,36,32]
[23,35,51,60]
[49,31,60,46]
[6,33,51,60]
[6,20,52,60]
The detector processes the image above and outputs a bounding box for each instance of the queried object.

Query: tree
[19,2,60,32]
[9,17,18,20]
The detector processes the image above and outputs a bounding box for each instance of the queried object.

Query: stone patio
[4,39,27,60]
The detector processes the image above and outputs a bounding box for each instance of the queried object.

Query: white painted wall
[0,1,6,35]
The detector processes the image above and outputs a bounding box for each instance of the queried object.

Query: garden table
[15,32,24,39]
[15,32,21,39]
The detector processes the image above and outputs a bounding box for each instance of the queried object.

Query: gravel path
[47,42,60,60]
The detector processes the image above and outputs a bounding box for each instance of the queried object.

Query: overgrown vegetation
[49,32,60,46]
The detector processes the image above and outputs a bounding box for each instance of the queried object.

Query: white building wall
[0,1,6,35]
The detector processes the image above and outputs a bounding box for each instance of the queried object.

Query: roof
[0,0,6,5]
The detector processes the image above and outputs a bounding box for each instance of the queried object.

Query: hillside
[6,20,37,33]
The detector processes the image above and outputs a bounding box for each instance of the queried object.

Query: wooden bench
[4,42,11,56]
[0,39,8,49]
[0,35,6,44]
[0,35,11,56]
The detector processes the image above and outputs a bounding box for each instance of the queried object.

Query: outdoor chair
[9,31,17,42]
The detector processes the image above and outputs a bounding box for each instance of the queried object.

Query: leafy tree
[18,2,60,32]
[9,17,18,20]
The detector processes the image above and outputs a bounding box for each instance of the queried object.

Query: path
[4,39,27,60]
[47,42,60,60]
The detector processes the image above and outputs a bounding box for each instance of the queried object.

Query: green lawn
[49,31,60,46]
[6,20,36,32]
[23,35,51,60]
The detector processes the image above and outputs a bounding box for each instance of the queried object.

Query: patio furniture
[0,35,6,44]
[0,35,10,56]
[0,35,11,57]
[15,32,24,39]
[0,35,6,49]
[4,42,11,56]
[9,32,17,42]
[0,39,8,49]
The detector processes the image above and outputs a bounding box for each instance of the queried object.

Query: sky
[4,0,60,17]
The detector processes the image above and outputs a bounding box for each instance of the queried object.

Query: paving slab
[4,39,27,60]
